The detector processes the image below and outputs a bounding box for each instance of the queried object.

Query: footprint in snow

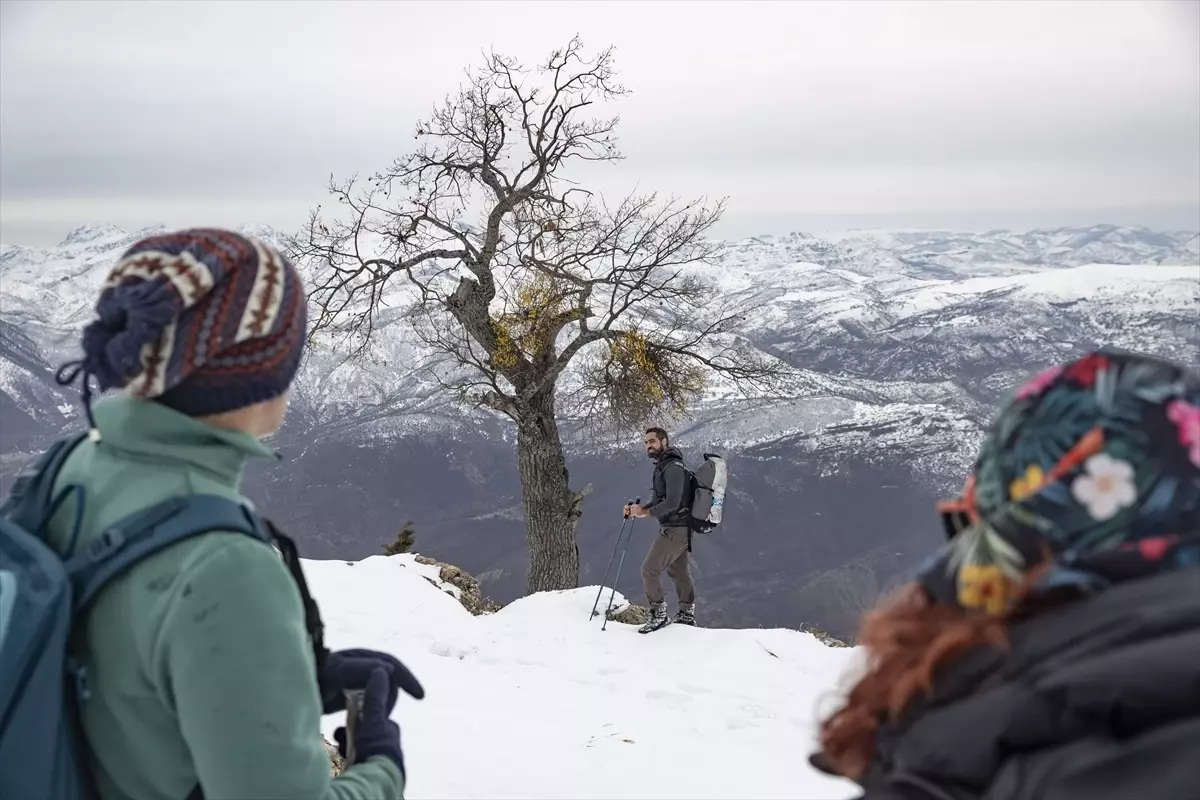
[429,640,478,660]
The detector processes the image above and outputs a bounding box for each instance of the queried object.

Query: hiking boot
[638,602,670,634]
[674,603,696,626]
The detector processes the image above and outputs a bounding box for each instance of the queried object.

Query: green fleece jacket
[43,395,404,800]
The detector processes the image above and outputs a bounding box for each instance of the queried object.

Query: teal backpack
[0,433,327,800]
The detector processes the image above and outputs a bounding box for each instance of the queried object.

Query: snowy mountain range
[2,222,1197,638]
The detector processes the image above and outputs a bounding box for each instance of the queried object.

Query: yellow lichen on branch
[489,273,575,368]
[610,332,664,404]
[492,324,521,368]
[601,330,707,423]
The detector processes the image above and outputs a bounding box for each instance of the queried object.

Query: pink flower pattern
[1015,364,1063,400]
[1166,399,1200,467]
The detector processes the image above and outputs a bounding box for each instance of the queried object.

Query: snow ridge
[308,554,861,799]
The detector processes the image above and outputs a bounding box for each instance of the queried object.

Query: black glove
[334,668,406,777]
[319,648,424,715]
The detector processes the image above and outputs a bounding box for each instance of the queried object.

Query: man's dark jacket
[812,567,1200,800]
[645,447,692,528]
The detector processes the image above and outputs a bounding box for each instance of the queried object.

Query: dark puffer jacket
[646,447,692,527]
[813,567,1200,800]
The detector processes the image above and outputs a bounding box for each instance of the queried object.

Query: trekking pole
[590,497,640,621]
[343,689,365,765]
[589,516,628,621]
[601,497,640,632]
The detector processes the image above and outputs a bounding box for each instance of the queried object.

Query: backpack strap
[265,520,330,674]
[19,484,328,800]
[60,496,332,800]
[65,494,268,614]
[54,493,334,800]
[0,433,89,530]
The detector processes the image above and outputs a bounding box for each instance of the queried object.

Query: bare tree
[289,37,784,594]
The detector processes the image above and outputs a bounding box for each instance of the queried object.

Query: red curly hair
[817,567,1051,780]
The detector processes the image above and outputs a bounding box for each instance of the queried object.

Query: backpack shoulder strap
[0,432,89,529]
[61,494,330,666]
[56,496,327,800]
[65,494,268,614]
[665,460,696,487]
[266,521,329,673]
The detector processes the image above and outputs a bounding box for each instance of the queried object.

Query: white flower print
[1070,453,1137,521]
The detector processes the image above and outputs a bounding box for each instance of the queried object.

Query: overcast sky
[2,0,1198,246]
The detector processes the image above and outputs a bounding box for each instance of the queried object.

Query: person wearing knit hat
[56,227,309,437]
[812,348,1199,800]
[34,229,420,800]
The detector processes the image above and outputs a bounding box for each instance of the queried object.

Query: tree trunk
[516,389,582,594]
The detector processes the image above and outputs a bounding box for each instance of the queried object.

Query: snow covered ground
[305,555,864,800]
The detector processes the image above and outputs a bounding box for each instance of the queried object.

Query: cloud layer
[2,0,1197,244]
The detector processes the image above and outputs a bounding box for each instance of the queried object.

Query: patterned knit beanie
[56,228,307,435]
[918,348,1200,616]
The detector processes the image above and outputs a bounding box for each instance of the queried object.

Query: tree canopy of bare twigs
[288,37,785,594]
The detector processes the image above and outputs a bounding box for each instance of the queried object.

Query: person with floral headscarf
[811,348,1200,800]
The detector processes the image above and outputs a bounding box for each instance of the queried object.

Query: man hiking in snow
[625,427,696,633]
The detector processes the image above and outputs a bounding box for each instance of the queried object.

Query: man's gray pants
[641,525,695,606]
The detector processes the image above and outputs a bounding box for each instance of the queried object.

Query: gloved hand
[319,648,424,715]
[334,668,406,777]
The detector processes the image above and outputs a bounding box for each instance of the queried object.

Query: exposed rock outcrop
[605,600,650,625]
[413,554,502,615]
[323,735,346,776]
[800,623,851,648]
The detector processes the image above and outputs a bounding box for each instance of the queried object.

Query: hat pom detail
[81,280,178,391]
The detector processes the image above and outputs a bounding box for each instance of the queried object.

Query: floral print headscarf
[919,348,1200,616]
